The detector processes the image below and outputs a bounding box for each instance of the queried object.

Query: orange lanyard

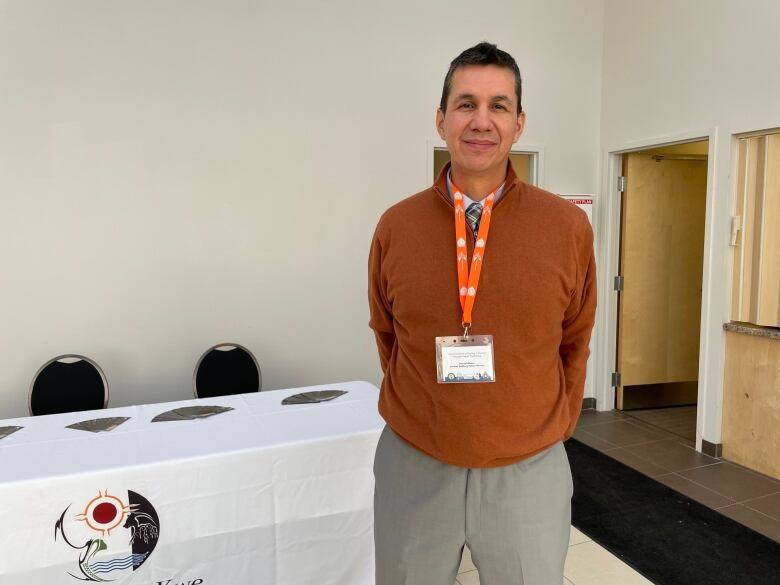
[452,180,497,335]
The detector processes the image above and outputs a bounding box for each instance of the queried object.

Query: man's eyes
[456,102,509,111]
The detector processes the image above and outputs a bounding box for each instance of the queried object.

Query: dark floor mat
[566,438,780,585]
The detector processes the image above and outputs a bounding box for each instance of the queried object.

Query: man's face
[436,65,525,178]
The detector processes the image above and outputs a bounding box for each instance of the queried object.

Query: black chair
[193,343,262,398]
[29,354,109,416]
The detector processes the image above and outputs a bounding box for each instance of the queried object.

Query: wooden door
[616,153,707,409]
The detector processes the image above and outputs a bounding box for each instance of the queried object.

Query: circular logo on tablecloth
[54,489,160,582]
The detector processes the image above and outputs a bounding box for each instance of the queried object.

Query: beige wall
[0,0,605,417]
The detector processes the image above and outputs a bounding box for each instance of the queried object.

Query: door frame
[594,128,719,453]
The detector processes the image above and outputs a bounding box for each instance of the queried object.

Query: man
[368,42,596,585]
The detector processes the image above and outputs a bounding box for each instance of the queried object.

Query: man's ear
[436,108,446,140]
[513,111,526,143]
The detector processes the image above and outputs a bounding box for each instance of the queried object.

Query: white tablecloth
[0,380,383,585]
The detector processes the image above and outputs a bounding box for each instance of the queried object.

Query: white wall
[598,0,780,445]
[0,0,605,417]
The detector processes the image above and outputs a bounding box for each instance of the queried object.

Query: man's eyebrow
[453,93,513,103]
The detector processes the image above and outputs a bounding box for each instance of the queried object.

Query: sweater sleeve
[368,224,395,373]
[561,217,597,439]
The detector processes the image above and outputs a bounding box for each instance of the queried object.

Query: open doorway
[614,139,709,442]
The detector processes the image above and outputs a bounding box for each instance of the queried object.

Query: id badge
[435,335,495,383]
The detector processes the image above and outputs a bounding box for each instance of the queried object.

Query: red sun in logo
[74,490,132,536]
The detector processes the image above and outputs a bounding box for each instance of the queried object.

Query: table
[0,381,383,585]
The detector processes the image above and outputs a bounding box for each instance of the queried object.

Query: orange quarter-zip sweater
[368,162,597,468]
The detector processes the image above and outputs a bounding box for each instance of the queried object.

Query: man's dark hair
[439,42,522,114]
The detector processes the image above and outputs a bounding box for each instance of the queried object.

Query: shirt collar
[446,168,505,208]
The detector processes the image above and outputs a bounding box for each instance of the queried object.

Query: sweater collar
[433,160,519,208]
[446,168,506,207]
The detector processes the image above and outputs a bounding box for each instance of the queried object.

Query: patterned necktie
[465,202,483,234]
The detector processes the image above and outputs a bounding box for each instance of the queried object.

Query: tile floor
[455,527,653,585]
[573,408,780,543]
[623,405,697,442]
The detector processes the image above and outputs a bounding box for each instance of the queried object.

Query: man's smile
[463,139,497,151]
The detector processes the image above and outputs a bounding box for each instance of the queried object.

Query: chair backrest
[29,355,109,416]
[193,343,262,398]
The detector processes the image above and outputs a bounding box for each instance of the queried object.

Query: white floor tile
[564,541,654,585]
[456,569,479,585]
[458,572,570,585]
[458,545,476,574]
[569,526,591,546]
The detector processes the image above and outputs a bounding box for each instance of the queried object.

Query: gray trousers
[373,425,572,585]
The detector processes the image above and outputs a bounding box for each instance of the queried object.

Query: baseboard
[702,439,723,458]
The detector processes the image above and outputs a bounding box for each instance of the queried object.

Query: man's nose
[469,105,492,131]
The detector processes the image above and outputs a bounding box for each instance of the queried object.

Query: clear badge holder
[435,334,495,384]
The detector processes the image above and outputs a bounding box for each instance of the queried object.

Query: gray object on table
[152,405,234,422]
[66,417,130,433]
[282,390,348,405]
[0,426,23,440]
